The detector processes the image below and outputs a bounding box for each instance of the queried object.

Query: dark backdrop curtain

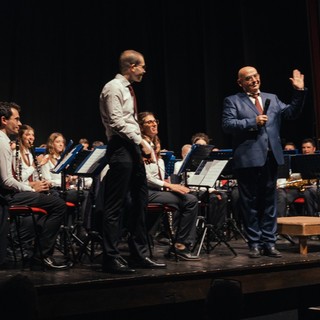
[0,0,317,155]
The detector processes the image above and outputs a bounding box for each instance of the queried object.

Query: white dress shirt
[0,130,33,192]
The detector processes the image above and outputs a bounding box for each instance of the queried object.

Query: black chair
[9,205,47,269]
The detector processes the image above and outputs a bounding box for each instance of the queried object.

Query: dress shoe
[168,247,201,261]
[130,257,167,269]
[30,256,70,271]
[102,256,136,274]
[263,246,282,258]
[155,232,170,246]
[248,247,261,258]
[155,236,170,246]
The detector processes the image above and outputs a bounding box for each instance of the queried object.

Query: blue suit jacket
[222,90,307,169]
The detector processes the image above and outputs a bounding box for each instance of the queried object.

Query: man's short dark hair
[0,101,21,119]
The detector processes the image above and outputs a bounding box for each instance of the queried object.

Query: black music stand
[177,146,237,256]
[275,153,296,245]
[291,154,320,217]
[291,153,320,180]
[177,144,215,184]
[74,145,108,177]
[51,144,88,262]
[277,153,291,180]
[73,146,108,263]
[160,150,175,179]
[51,144,85,188]
[209,150,247,246]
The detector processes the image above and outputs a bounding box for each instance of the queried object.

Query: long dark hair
[137,111,161,158]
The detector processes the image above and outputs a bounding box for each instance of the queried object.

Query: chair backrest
[9,205,48,216]
[294,197,305,204]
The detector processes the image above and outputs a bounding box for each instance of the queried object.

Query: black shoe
[155,232,170,246]
[263,246,282,258]
[155,236,170,246]
[130,257,167,269]
[248,247,261,259]
[30,256,70,271]
[102,256,136,274]
[168,247,201,261]
[75,226,88,242]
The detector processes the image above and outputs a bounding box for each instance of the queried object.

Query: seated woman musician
[41,132,74,191]
[138,111,200,261]
[13,124,49,188]
[41,132,91,222]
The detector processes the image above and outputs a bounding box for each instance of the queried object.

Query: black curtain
[0,0,316,155]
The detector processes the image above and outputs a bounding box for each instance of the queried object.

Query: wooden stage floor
[2,236,320,320]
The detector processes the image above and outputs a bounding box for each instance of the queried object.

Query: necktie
[128,85,138,117]
[250,93,263,114]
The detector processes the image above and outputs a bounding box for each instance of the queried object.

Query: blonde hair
[46,132,66,156]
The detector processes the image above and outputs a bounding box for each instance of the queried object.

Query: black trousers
[5,191,66,257]
[148,190,198,247]
[0,196,9,264]
[235,153,278,249]
[277,186,319,217]
[102,136,149,262]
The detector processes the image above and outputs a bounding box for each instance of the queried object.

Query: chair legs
[9,206,47,270]
[147,204,178,261]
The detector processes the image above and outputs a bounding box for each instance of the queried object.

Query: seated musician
[10,124,51,260]
[13,124,49,187]
[283,141,297,151]
[174,134,228,229]
[277,138,318,217]
[41,132,91,223]
[0,102,68,270]
[79,138,90,150]
[138,111,200,261]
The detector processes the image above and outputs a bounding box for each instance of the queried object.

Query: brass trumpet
[285,179,317,192]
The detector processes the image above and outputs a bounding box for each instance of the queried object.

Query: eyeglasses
[135,64,147,71]
[144,119,159,125]
[244,73,260,82]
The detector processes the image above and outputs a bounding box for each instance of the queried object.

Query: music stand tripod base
[193,219,237,257]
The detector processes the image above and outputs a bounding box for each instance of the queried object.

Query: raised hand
[289,69,304,90]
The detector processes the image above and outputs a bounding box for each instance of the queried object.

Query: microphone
[263,99,271,115]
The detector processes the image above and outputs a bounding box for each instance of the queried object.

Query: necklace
[14,141,22,182]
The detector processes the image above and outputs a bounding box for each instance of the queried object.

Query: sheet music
[75,147,107,175]
[188,160,228,187]
[177,144,215,175]
[52,145,83,174]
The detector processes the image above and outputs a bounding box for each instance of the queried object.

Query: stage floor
[2,236,320,319]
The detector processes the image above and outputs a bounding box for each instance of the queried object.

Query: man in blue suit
[222,66,307,258]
